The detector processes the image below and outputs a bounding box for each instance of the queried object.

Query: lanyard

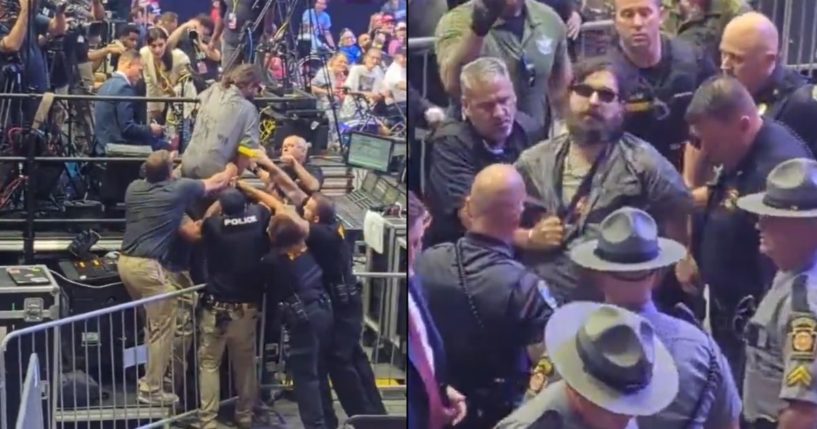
[556,142,611,225]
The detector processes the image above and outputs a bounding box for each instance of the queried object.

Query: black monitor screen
[347,132,394,173]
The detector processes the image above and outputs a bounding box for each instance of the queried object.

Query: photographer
[0,0,66,92]
[170,15,221,85]
[49,0,106,92]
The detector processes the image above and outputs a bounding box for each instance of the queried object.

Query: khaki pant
[198,304,258,429]
[165,271,198,396]
[118,255,177,394]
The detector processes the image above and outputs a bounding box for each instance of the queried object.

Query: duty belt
[328,281,359,305]
[711,294,757,338]
[201,293,258,311]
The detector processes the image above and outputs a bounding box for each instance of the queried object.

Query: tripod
[222,0,278,73]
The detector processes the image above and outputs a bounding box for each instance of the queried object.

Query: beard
[565,111,624,146]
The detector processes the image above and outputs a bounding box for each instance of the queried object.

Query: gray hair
[460,57,511,95]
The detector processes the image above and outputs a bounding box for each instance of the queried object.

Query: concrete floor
[171,395,407,428]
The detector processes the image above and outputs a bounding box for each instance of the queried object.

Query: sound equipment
[57,257,118,283]
[0,265,63,429]
[56,257,140,383]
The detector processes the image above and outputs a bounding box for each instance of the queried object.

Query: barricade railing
[1,270,407,429]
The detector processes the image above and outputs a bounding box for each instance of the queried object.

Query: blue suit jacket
[93,74,166,155]
[408,275,450,429]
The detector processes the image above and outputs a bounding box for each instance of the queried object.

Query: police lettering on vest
[224,215,258,226]
[202,204,271,303]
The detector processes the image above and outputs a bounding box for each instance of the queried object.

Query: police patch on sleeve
[790,316,817,360]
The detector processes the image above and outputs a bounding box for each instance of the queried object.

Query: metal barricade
[0,91,353,264]
[755,0,817,72]
[0,270,408,429]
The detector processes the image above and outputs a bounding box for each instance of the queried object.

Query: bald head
[468,164,526,228]
[723,12,779,55]
[721,11,779,94]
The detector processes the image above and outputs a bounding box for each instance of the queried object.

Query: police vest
[418,240,546,388]
[757,68,811,121]
[617,37,702,160]
[203,205,270,302]
[288,250,326,303]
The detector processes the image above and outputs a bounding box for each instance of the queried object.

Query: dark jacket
[424,112,544,247]
[92,73,165,155]
[408,275,450,429]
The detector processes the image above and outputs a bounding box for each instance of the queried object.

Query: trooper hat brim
[737,192,817,218]
[569,237,687,272]
[545,302,679,416]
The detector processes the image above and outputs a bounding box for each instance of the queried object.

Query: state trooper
[720,12,817,156]
[416,164,553,428]
[608,0,718,170]
[497,302,679,428]
[568,207,741,428]
[197,189,271,429]
[736,158,817,429]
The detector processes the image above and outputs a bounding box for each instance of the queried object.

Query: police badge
[790,316,817,360]
[721,187,740,211]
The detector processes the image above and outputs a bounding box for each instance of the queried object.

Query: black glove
[470,0,504,37]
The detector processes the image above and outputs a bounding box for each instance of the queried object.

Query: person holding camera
[170,14,221,86]
[0,0,65,117]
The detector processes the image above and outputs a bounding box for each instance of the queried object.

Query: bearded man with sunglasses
[513,57,691,305]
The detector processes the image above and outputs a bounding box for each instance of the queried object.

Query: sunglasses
[571,83,619,103]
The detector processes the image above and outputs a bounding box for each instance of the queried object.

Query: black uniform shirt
[699,120,813,308]
[202,204,271,302]
[284,163,325,192]
[415,232,552,390]
[755,64,817,157]
[609,35,717,168]
[425,113,544,247]
[306,221,354,286]
[262,248,325,304]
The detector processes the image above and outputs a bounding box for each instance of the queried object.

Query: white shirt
[383,61,406,103]
[341,64,385,119]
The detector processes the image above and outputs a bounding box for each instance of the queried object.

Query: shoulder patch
[790,316,817,360]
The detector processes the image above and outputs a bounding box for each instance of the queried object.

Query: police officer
[497,303,679,429]
[237,182,386,425]
[736,158,817,429]
[608,0,717,170]
[720,12,817,155]
[302,193,386,421]
[433,0,572,133]
[262,211,334,429]
[197,188,271,429]
[416,164,553,428]
[568,207,741,428]
[684,76,813,386]
[426,57,544,247]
